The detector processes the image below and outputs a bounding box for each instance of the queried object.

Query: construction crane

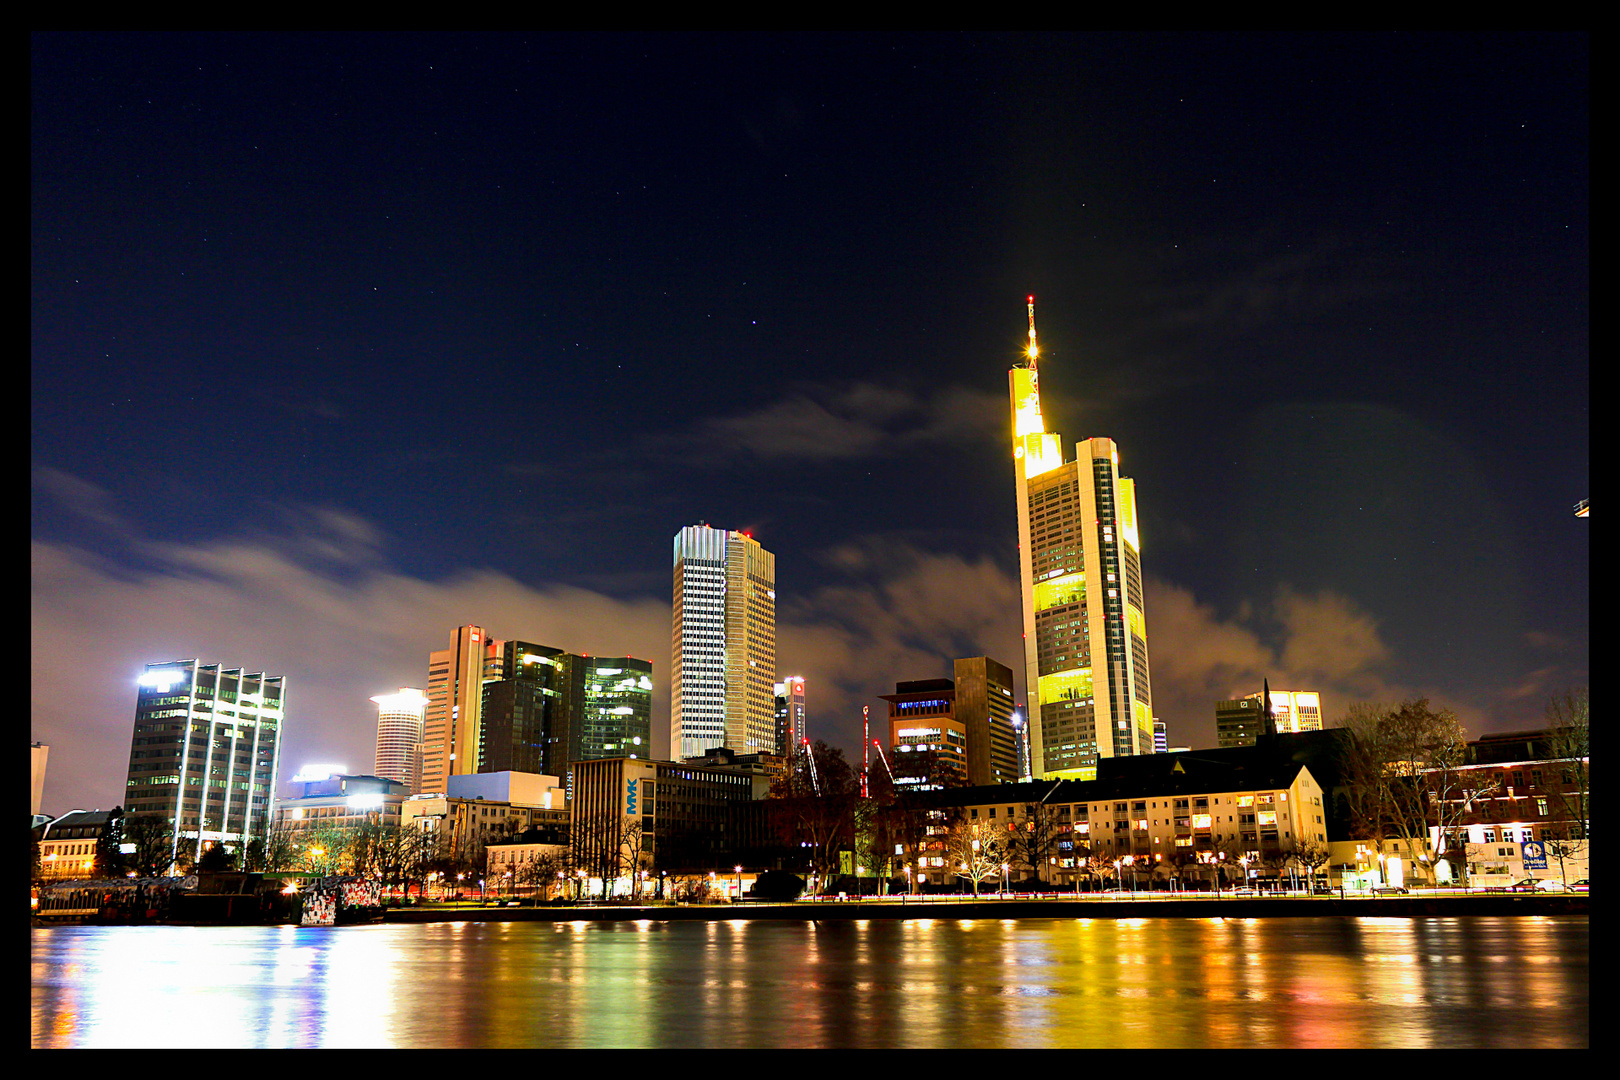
[802,736,821,797]
[872,739,896,787]
[862,706,870,798]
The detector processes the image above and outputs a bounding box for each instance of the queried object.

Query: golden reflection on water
[30,915,1586,1049]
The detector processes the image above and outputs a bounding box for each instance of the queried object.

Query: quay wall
[380,894,1587,925]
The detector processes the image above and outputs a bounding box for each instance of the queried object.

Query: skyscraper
[672,524,777,759]
[420,625,504,796]
[428,632,654,799]
[372,688,428,791]
[580,656,654,762]
[953,656,1021,785]
[122,660,284,866]
[1216,689,1323,748]
[774,675,806,758]
[1010,298,1153,779]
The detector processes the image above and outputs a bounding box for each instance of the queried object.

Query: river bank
[379,892,1587,924]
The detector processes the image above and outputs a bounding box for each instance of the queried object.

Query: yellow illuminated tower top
[1010,298,1153,780]
[1010,296,1064,478]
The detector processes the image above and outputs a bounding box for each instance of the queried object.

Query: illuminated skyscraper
[476,640,654,797]
[774,675,806,757]
[420,625,504,796]
[672,524,776,759]
[122,660,285,867]
[1216,689,1323,748]
[372,688,428,791]
[1010,298,1153,779]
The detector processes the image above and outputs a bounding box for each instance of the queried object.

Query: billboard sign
[1521,840,1548,870]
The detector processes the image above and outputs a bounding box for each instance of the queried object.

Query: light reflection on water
[31,915,1586,1048]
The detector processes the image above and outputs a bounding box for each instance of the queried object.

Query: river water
[31,915,1587,1048]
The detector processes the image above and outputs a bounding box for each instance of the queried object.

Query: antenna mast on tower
[1026,295,1039,368]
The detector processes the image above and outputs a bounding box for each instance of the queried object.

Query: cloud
[679,381,1005,463]
[32,467,129,532]
[30,524,673,818]
[1143,578,1461,749]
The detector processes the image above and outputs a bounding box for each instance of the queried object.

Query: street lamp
[735,865,743,902]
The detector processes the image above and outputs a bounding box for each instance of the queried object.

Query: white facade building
[671,524,776,759]
[371,687,427,792]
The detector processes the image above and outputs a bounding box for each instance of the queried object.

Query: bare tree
[1545,688,1590,841]
[946,816,1008,896]
[620,820,653,900]
[768,741,859,893]
[1294,839,1331,889]
[1338,699,1472,885]
[1006,788,1063,886]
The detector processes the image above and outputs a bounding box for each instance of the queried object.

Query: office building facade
[881,679,967,789]
[954,656,1021,786]
[372,688,428,791]
[479,642,653,791]
[421,625,504,796]
[774,675,806,758]
[122,660,284,866]
[1010,300,1153,779]
[1216,690,1323,748]
[671,524,777,759]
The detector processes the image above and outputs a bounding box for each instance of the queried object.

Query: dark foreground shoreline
[379,893,1588,924]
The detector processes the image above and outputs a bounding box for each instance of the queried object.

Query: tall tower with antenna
[1010,297,1154,780]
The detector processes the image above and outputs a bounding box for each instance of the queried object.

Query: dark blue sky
[32,33,1587,814]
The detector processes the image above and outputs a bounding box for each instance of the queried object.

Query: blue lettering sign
[626,778,638,815]
[1521,841,1547,870]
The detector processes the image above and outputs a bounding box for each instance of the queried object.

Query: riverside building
[121,660,285,868]
[1010,298,1153,779]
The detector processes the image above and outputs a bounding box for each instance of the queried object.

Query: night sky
[32,33,1588,817]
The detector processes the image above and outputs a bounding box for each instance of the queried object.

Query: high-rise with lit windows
[372,687,428,791]
[1010,298,1153,779]
[421,625,504,796]
[1216,689,1323,748]
[672,524,776,759]
[122,660,285,867]
[774,675,806,758]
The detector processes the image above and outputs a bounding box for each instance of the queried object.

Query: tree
[620,819,653,900]
[1005,784,1063,886]
[1544,688,1590,841]
[196,841,237,873]
[1337,698,1472,885]
[751,869,805,901]
[946,816,1008,896]
[95,807,129,878]
[123,813,176,878]
[769,741,860,893]
[300,825,351,877]
[1293,839,1331,889]
[514,848,565,900]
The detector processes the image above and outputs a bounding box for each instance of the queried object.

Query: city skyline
[32,34,1586,815]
